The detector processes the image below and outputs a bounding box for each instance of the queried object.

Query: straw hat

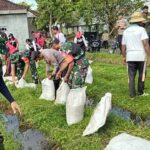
[129,12,145,23]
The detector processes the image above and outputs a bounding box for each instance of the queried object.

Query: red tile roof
[0,0,26,11]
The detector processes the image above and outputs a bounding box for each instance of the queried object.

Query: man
[122,12,150,98]
[33,48,74,95]
[116,13,128,54]
[52,26,66,45]
[52,40,89,89]
[142,5,150,44]
[0,56,21,144]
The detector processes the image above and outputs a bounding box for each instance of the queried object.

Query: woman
[6,34,19,83]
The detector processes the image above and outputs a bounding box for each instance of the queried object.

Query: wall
[0,13,29,50]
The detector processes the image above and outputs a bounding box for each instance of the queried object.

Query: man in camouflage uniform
[10,49,39,84]
[60,42,89,88]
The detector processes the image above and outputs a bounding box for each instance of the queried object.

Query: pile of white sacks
[39,62,112,136]
[2,65,36,89]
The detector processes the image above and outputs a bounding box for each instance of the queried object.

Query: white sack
[85,66,93,84]
[83,93,112,136]
[55,81,70,105]
[66,87,87,125]
[39,78,55,101]
[3,76,17,82]
[15,78,36,89]
[104,133,150,150]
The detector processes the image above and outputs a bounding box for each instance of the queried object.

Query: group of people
[0,25,90,114]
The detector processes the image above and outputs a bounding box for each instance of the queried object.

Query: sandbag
[104,133,150,150]
[66,87,87,125]
[15,78,36,89]
[55,81,70,105]
[3,76,17,82]
[39,78,55,101]
[83,93,112,136]
[85,66,93,84]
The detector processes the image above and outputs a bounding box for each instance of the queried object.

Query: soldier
[52,40,89,89]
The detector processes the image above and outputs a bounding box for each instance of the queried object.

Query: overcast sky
[10,0,37,9]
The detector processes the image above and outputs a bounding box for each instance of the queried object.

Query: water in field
[0,114,60,150]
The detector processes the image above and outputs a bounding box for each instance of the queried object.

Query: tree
[76,0,143,33]
[35,0,80,37]
[18,1,32,10]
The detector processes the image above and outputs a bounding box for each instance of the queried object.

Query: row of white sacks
[40,77,112,136]
[40,79,150,150]
[2,65,93,88]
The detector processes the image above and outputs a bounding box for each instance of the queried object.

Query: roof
[0,0,26,11]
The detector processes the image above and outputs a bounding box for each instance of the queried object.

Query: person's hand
[11,101,22,116]
[56,72,61,80]
[64,76,69,83]
[122,57,126,65]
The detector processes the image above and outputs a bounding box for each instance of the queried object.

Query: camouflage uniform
[10,50,39,83]
[0,33,8,56]
[61,42,89,88]
[0,57,3,76]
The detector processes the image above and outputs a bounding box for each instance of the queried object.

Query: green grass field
[0,52,150,150]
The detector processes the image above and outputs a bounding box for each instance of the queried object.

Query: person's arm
[0,76,22,115]
[82,35,88,47]
[74,37,77,43]
[122,44,126,64]
[142,39,150,57]
[121,34,126,64]
[64,61,74,82]
[141,28,150,57]
[55,59,69,80]
[22,60,29,79]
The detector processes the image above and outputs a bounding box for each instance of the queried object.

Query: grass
[87,52,150,119]
[0,52,150,149]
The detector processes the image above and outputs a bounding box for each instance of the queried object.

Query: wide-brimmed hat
[129,12,145,23]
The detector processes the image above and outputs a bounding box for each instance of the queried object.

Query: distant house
[0,0,37,49]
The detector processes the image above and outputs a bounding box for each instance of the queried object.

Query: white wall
[0,13,29,50]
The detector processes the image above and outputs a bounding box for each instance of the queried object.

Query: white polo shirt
[122,24,148,61]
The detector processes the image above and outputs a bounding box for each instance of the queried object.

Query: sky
[10,0,37,10]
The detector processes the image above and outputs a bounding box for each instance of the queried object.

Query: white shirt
[122,25,148,61]
[55,32,66,44]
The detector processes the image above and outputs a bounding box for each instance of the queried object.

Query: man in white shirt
[122,12,150,97]
[52,26,66,45]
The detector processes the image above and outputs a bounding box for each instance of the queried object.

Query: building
[0,0,37,49]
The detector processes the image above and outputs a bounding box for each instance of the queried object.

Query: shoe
[0,134,4,144]
[139,93,149,96]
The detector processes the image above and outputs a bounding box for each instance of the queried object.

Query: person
[36,33,45,48]
[33,48,74,94]
[122,12,150,98]
[74,31,88,52]
[6,33,19,82]
[25,39,41,84]
[51,26,66,45]
[116,13,128,54]
[0,31,9,76]
[0,56,21,144]
[101,30,109,49]
[142,5,150,44]
[52,40,89,88]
